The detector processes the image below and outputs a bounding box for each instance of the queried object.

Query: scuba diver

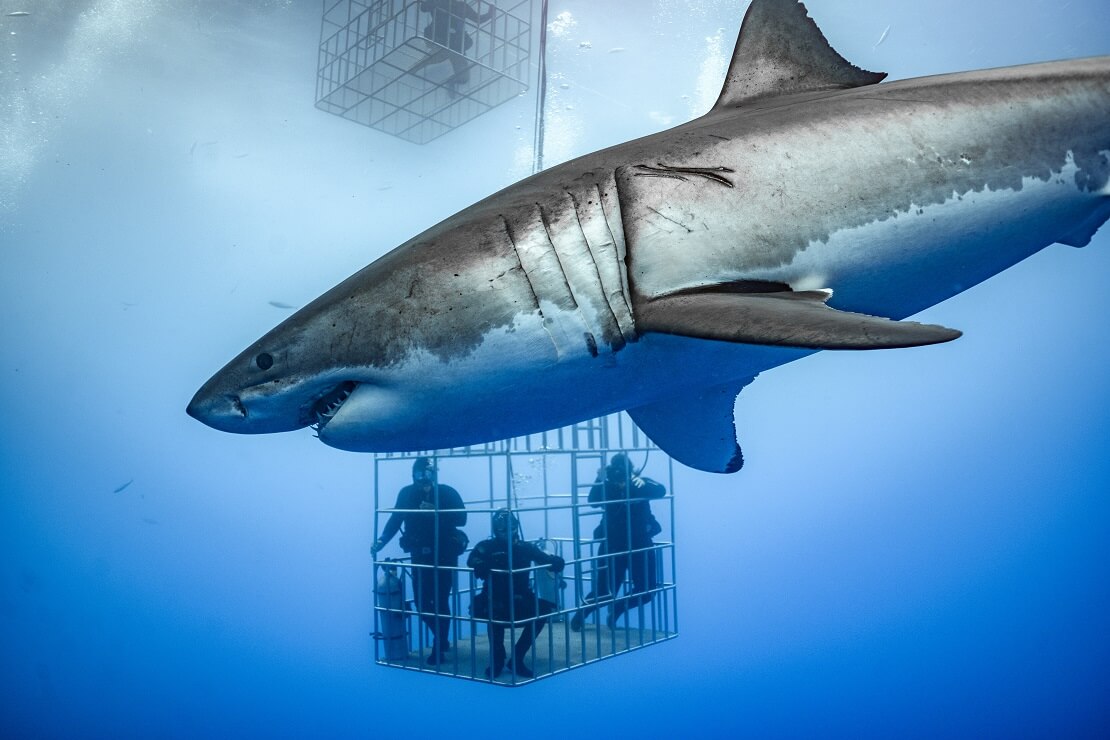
[571,453,665,631]
[407,0,497,97]
[372,457,468,665]
[467,508,565,679]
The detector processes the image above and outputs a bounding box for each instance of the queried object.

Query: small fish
[608,47,625,54]
[113,479,133,494]
[875,24,890,48]
[141,517,159,526]
[232,153,249,159]
[268,301,296,310]
[6,11,30,17]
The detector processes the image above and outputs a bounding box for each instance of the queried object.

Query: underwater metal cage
[371,413,678,686]
[316,0,533,143]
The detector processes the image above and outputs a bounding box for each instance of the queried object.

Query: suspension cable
[532,0,549,174]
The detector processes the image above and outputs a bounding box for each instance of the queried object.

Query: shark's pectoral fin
[715,0,886,109]
[628,377,756,474]
[638,290,962,349]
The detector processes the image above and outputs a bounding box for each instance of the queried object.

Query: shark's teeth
[311,381,357,431]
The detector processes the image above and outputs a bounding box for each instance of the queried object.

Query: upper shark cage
[316,0,533,143]
[370,413,678,686]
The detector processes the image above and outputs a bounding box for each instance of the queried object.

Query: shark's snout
[186,389,247,432]
[187,368,361,435]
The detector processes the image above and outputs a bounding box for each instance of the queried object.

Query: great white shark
[187,0,1110,474]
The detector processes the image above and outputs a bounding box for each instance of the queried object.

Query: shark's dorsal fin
[714,0,886,109]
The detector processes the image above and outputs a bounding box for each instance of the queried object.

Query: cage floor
[377,617,677,685]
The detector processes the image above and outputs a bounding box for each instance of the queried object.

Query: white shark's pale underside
[187,0,1110,473]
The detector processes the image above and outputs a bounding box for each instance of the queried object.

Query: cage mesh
[371,413,679,685]
[317,0,532,143]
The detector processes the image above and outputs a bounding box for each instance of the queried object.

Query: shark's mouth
[310,381,357,431]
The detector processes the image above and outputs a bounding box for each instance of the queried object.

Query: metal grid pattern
[371,413,678,685]
[317,0,532,143]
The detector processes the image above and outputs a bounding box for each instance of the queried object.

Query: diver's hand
[631,476,645,489]
[419,501,435,510]
[371,538,385,555]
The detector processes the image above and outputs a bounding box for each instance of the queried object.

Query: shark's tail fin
[714,0,885,110]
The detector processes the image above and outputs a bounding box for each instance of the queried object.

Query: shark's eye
[255,353,274,371]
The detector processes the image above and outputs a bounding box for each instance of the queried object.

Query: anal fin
[637,289,961,350]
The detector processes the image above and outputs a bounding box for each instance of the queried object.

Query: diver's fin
[628,377,756,474]
[714,0,886,109]
[637,289,962,349]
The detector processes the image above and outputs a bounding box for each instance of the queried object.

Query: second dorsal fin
[714,0,886,110]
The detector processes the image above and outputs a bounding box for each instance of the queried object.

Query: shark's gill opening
[310,381,358,430]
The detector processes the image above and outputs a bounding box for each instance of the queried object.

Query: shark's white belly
[317,309,809,452]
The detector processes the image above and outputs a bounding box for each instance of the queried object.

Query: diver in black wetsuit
[408,0,496,96]
[468,508,565,679]
[373,457,468,665]
[571,453,665,631]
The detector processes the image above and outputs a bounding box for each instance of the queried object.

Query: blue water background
[2,0,1108,736]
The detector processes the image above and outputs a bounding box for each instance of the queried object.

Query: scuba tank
[373,559,409,660]
[532,538,565,620]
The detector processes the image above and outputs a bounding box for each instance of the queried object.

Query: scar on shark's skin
[632,163,737,188]
[646,206,695,233]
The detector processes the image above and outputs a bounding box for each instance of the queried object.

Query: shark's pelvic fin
[637,289,962,350]
[628,377,756,474]
[1057,199,1110,247]
[714,0,886,110]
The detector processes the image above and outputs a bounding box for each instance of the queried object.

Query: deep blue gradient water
[2,1,1109,737]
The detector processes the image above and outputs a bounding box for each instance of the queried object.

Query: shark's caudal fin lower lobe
[714,0,886,109]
